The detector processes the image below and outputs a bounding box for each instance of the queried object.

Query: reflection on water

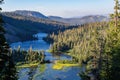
[11,33,49,51]
[11,33,82,80]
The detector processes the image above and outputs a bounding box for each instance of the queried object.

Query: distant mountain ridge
[1,10,109,43]
[12,10,109,25]
[48,15,109,25]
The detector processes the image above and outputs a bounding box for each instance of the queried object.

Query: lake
[11,33,84,80]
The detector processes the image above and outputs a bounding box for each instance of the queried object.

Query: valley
[0,0,120,79]
[1,10,108,43]
[11,32,83,80]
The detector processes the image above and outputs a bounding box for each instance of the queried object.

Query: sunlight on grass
[16,62,39,68]
[52,60,79,70]
[53,63,79,70]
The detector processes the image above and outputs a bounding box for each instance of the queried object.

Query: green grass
[52,60,79,70]
[16,62,39,68]
[53,63,79,70]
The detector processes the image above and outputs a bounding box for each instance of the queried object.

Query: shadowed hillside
[1,12,77,43]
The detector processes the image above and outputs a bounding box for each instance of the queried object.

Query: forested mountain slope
[1,12,75,43]
[47,20,120,80]
[1,11,109,43]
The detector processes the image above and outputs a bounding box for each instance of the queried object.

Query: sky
[1,0,114,18]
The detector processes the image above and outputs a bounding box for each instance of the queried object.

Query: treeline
[11,46,46,64]
[47,20,120,80]
[48,22,108,54]
[47,1,120,79]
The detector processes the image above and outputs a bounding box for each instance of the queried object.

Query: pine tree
[0,0,17,79]
[114,0,120,27]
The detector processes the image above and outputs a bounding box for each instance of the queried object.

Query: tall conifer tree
[0,0,17,79]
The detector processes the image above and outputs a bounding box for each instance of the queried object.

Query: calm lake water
[11,33,83,80]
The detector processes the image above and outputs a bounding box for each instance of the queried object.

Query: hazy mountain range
[1,10,109,43]
[13,10,109,25]
[48,15,109,25]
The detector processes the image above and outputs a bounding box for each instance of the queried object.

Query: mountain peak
[14,10,48,19]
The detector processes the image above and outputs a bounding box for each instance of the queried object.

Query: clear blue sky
[2,0,114,18]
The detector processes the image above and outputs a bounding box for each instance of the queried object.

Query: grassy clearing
[16,62,39,68]
[52,60,79,70]
[53,63,79,70]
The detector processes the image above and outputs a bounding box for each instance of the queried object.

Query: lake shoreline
[11,32,82,80]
